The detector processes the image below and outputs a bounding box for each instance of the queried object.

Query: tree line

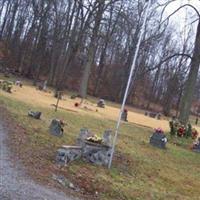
[0,0,200,124]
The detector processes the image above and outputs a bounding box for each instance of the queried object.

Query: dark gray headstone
[49,119,64,137]
[149,112,157,118]
[121,110,128,122]
[28,111,42,119]
[150,132,167,149]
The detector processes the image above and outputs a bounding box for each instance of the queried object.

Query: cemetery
[0,1,200,198]
[0,74,200,200]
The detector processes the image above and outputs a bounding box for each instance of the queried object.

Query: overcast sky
[160,0,200,44]
[165,0,200,30]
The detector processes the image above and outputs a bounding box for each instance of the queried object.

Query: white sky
[161,0,200,45]
[165,0,200,31]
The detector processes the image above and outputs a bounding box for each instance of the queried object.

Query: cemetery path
[0,123,76,200]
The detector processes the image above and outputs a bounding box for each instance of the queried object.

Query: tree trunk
[79,0,105,98]
[179,20,200,124]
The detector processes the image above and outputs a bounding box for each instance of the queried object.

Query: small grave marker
[121,109,128,122]
[97,99,105,108]
[192,138,200,153]
[28,111,42,119]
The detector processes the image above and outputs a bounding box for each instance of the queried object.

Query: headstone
[43,80,47,91]
[157,113,161,120]
[28,111,42,119]
[49,119,64,137]
[97,99,105,108]
[149,112,157,118]
[121,109,128,122]
[193,138,200,153]
[150,132,167,149]
[15,80,23,87]
[71,94,78,99]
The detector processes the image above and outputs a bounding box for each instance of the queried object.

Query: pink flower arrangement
[155,128,164,134]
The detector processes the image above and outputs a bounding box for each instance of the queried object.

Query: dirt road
[0,123,77,200]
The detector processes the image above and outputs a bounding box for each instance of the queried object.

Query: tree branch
[145,53,192,73]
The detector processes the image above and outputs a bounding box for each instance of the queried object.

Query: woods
[0,0,200,123]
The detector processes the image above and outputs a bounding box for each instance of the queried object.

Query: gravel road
[0,122,76,200]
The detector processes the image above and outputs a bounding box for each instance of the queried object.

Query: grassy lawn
[0,91,200,200]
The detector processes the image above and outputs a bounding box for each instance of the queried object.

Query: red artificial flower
[155,128,164,134]
[178,127,185,137]
[74,102,79,107]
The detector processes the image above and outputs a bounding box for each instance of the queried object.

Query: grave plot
[56,129,112,166]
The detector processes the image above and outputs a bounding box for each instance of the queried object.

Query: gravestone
[49,119,64,137]
[193,138,200,153]
[97,99,105,108]
[121,109,128,122]
[56,146,82,165]
[150,132,167,149]
[145,111,161,120]
[157,113,161,120]
[28,111,42,119]
[149,112,157,118]
[15,80,23,87]
[43,80,47,91]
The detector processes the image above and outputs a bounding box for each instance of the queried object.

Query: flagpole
[108,0,152,169]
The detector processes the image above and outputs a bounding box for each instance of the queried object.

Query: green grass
[0,94,200,200]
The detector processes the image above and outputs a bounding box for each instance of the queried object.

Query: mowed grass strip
[0,94,200,200]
